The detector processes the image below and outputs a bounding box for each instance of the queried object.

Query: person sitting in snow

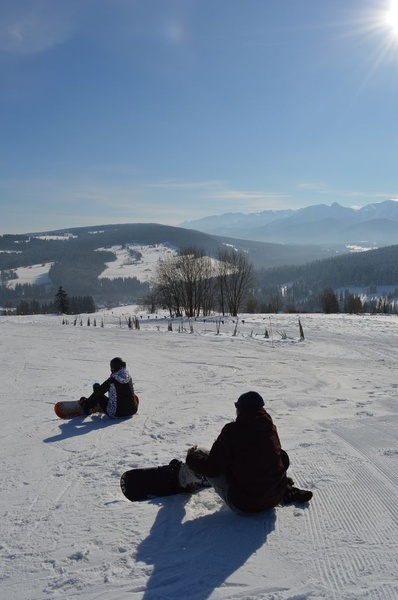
[174,391,312,513]
[79,357,138,418]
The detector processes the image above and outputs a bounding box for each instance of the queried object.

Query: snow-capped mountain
[180,200,398,245]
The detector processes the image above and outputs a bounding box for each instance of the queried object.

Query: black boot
[167,459,183,488]
[78,397,90,415]
[282,485,313,504]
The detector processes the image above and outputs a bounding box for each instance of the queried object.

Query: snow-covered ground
[97,244,177,282]
[1,244,176,288]
[1,312,397,600]
[3,262,54,288]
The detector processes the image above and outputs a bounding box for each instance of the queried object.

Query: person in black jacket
[79,357,138,418]
[181,391,312,513]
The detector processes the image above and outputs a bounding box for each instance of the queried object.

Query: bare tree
[141,288,160,313]
[154,256,184,317]
[200,255,217,316]
[178,247,219,317]
[216,248,254,316]
[152,247,218,317]
[216,250,230,315]
[152,246,254,318]
[178,247,202,317]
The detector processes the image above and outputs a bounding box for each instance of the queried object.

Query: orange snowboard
[54,400,90,418]
[54,395,139,419]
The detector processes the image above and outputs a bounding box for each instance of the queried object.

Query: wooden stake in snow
[298,318,305,340]
[233,317,239,337]
[216,318,221,335]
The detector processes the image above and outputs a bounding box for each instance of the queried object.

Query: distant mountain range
[180,200,398,246]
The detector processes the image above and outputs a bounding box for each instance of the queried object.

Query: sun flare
[385,1,398,35]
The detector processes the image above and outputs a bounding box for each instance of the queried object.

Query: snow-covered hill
[97,244,177,282]
[1,244,177,288]
[1,311,397,599]
[181,200,398,246]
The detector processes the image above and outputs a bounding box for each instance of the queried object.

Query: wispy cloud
[320,188,398,200]
[212,189,290,201]
[146,179,227,190]
[3,170,397,235]
[297,181,398,201]
[145,180,294,212]
[0,0,81,56]
[297,181,326,190]
[0,174,295,231]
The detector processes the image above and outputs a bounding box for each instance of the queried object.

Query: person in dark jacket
[180,391,311,513]
[79,357,138,418]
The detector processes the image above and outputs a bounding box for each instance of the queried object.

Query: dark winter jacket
[186,408,287,513]
[94,368,138,418]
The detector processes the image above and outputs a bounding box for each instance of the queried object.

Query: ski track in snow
[0,312,397,599]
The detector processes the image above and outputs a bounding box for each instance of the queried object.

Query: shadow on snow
[135,495,277,600]
[43,413,134,443]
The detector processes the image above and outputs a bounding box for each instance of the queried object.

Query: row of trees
[141,246,398,317]
[54,286,96,314]
[319,288,398,314]
[144,247,254,317]
[261,244,398,292]
[5,245,398,317]
[0,266,148,312]
[10,287,96,315]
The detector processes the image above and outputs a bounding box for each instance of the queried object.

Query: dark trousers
[83,392,108,415]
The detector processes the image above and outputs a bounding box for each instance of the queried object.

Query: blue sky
[1,0,398,234]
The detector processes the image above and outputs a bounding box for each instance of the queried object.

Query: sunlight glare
[385,1,398,35]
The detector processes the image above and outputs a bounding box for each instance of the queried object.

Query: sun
[385,0,398,35]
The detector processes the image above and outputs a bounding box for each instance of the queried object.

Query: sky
[1,0,398,235]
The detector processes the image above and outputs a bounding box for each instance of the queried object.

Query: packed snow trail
[0,312,397,599]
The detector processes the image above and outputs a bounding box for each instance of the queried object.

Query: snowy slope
[2,244,176,288]
[0,312,397,600]
[3,262,53,288]
[97,244,177,282]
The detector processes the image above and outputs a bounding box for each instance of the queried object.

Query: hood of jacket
[112,367,130,384]
[236,407,274,432]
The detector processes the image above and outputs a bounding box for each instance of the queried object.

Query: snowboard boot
[282,485,313,504]
[78,397,91,416]
[167,459,185,492]
[168,460,205,494]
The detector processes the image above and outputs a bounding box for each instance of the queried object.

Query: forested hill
[0,222,339,308]
[260,243,398,290]
[0,222,340,273]
[2,222,398,312]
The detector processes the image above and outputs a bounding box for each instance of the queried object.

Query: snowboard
[54,400,88,418]
[54,395,140,419]
[120,460,209,502]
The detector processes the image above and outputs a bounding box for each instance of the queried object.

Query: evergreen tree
[319,288,339,314]
[344,292,363,314]
[55,286,69,313]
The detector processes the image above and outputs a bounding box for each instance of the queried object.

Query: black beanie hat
[110,357,126,372]
[235,391,265,412]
